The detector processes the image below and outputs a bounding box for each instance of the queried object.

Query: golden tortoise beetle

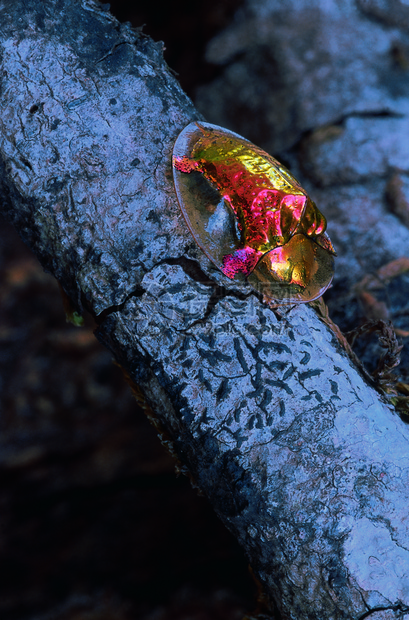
[172,121,335,304]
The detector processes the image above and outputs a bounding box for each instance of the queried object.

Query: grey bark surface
[0,1,408,619]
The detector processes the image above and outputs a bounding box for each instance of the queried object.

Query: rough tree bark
[0,1,408,619]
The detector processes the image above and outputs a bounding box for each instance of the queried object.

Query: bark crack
[357,603,409,620]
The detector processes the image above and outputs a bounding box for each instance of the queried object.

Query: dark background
[107,0,241,97]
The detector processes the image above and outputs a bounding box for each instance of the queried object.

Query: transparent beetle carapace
[172,121,335,304]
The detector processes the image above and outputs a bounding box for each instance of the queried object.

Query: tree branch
[1,1,408,619]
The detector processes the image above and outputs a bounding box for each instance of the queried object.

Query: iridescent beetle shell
[172,121,335,304]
